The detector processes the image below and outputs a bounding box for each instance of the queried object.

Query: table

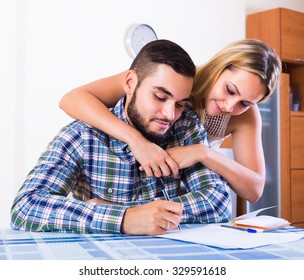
[1,224,304,260]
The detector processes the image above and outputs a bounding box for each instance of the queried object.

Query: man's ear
[123,70,138,95]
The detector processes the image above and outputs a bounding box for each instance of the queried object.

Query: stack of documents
[158,207,303,249]
[158,225,304,249]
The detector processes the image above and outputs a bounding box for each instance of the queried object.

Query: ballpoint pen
[157,178,182,231]
[221,224,257,233]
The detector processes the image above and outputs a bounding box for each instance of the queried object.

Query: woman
[59,39,281,203]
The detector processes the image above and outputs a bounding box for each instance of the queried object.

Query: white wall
[0,1,18,228]
[1,0,304,228]
[245,0,304,14]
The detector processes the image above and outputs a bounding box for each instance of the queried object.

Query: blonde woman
[59,39,281,204]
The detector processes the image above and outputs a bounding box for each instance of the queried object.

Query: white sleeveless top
[203,112,231,149]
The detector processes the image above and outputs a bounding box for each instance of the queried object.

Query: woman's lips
[215,102,224,113]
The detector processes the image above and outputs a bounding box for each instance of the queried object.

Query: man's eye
[155,95,166,101]
[176,103,186,108]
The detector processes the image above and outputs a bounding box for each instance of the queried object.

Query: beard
[126,89,172,146]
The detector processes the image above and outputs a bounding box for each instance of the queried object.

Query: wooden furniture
[247,7,304,228]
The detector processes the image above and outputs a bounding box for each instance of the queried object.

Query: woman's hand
[128,137,179,178]
[166,144,207,169]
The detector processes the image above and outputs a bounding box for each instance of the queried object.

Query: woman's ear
[123,70,138,95]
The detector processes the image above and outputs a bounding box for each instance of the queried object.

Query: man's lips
[153,119,172,129]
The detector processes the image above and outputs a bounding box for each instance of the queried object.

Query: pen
[221,224,257,233]
[157,178,182,231]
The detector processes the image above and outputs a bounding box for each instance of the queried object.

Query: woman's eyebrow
[228,81,240,96]
[228,81,255,105]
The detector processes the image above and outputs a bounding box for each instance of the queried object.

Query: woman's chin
[205,108,219,116]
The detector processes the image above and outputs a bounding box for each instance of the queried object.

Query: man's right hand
[121,200,183,235]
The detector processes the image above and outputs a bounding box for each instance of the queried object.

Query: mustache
[151,118,173,126]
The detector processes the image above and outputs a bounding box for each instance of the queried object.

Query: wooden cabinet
[291,115,304,169]
[247,8,304,62]
[291,170,304,227]
[247,8,304,228]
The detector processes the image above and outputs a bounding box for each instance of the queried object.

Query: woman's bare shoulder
[228,105,261,134]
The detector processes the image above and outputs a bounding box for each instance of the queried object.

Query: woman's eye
[226,86,234,95]
[240,101,251,108]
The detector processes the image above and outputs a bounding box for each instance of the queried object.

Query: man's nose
[162,103,176,121]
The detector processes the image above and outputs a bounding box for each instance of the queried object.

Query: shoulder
[172,107,207,144]
[56,120,107,141]
[58,120,92,134]
[228,105,262,134]
[176,106,202,127]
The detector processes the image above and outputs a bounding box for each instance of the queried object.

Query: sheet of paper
[234,215,290,229]
[157,224,304,249]
[234,206,277,220]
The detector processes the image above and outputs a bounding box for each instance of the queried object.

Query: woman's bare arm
[167,106,265,203]
[59,71,179,178]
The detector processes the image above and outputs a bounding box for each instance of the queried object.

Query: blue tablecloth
[1,224,304,260]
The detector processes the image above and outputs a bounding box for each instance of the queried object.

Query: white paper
[234,215,290,228]
[157,224,304,249]
[234,206,277,220]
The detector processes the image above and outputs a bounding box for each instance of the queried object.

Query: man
[11,40,231,235]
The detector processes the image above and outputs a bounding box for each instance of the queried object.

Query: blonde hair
[191,39,282,119]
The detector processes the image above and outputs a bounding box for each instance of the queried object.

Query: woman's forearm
[167,144,265,203]
[198,145,264,203]
[59,88,144,145]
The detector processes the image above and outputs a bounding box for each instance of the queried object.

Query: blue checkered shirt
[11,97,231,233]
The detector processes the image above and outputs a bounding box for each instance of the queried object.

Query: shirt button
[108,188,113,194]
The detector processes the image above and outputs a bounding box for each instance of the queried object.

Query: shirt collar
[110,96,129,151]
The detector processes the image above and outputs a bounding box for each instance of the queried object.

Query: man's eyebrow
[153,86,190,102]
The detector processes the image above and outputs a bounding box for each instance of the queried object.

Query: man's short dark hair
[129,39,196,86]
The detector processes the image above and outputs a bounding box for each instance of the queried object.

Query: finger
[164,157,179,178]
[160,214,180,231]
[139,165,154,178]
[164,201,184,215]
[164,213,181,229]
[157,162,171,177]
[160,220,169,231]
[166,221,171,230]
[160,204,182,229]
[151,168,162,178]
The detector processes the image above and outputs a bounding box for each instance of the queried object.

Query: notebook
[232,206,290,230]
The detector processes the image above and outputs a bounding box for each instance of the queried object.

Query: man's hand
[121,200,183,235]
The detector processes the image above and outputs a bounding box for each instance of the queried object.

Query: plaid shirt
[11,97,231,234]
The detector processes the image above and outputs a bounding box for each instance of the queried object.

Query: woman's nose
[224,100,237,113]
